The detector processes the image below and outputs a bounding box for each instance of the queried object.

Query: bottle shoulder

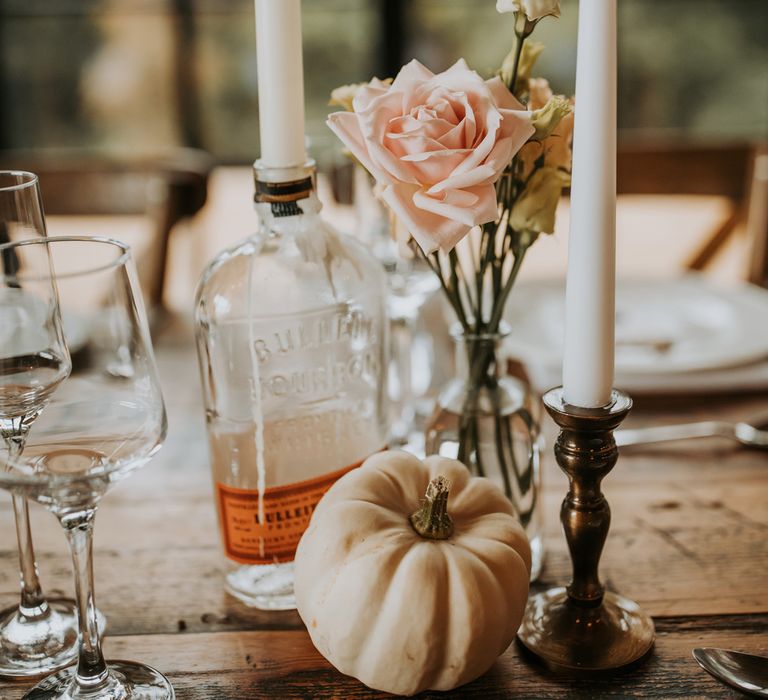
[195,215,387,324]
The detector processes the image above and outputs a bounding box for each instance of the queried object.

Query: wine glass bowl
[0,236,172,699]
[10,388,165,517]
[0,171,47,245]
[0,283,71,423]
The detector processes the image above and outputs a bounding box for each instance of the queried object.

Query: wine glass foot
[23,660,175,700]
[0,599,83,680]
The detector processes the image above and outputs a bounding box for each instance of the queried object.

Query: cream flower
[509,166,570,235]
[330,79,392,112]
[329,83,365,112]
[518,78,574,176]
[531,95,572,140]
[496,0,561,21]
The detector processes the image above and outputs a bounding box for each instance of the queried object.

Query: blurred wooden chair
[617,143,768,284]
[0,148,213,309]
[744,146,768,289]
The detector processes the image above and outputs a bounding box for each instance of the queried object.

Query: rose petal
[435,120,469,150]
[413,184,498,229]
[427,126,534,195]
[388,131,444,153]
[351,81,391,112]
[388,115,456,141]
[434,59,488,93]
[426,163,497,194]
[450,103,502,175]
[387,133,445,161]
[381,183,473,254]
[496,108,536,149]
[447,91,481,148]
[485,76,527,111]
[326,111,391,185]
[357,92,421,184]
[390,59,435,92]
[434,188,480,207]
[430,98,461,124]
[400,148,471,184]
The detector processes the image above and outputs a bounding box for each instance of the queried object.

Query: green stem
[449,248,475,321]
[410,476,454,540]
[508,32,526,94]
[418,248,469,333]
[487,243,528,333]
[457,414,472,467]
[491,383,515,501]
[475,226,488,333]
[472,413,486,478]
[440,251,469,330]
[456,336,495,471]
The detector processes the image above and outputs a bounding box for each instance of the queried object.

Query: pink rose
[327,59,534,253]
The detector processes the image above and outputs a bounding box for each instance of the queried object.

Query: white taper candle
[562,0,617,408]
[254,0,307,168]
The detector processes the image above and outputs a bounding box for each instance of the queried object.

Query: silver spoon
[693,648,768,697]
[616,417,768,449]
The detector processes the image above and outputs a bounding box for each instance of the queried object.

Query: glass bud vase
[195,160,389,610]
[425,325,544,580]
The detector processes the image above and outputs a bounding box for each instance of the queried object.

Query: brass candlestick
[517,387,655,671]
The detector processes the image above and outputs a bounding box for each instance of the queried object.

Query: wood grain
[1,319,767,698]
[1,622,765,699]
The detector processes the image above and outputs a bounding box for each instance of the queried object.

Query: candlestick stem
[518,387,654,671]
[558,410,613,607]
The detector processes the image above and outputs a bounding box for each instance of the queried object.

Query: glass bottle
[195,160,389,610]
[425,325,544,580]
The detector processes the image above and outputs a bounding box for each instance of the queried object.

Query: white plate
[504,275,768,376]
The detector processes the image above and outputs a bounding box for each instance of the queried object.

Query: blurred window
[0,0,766,161]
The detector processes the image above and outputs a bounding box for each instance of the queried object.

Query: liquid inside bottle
[195,161,388,610]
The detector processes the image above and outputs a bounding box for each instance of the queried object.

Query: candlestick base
[518,587,654,671]
[517,387,654,671]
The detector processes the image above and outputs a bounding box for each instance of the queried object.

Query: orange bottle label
[216,459,363,565]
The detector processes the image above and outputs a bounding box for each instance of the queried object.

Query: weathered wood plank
[2,622,766,699]
[2,453,764,636]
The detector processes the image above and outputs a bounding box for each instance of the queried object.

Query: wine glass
[0,237,172,699]
[0,171,83,679]
[353,175,440,451]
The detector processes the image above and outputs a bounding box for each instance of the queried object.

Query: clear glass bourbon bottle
[195,160,389,610]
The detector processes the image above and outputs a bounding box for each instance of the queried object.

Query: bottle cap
[253,160,315,216]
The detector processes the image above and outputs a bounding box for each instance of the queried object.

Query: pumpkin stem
[410,476,454,540]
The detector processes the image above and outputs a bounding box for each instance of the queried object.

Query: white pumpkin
[294,451,531,697]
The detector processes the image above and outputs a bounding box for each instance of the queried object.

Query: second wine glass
[0,236,172,700]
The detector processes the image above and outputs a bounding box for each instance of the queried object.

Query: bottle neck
[253,159,319,223]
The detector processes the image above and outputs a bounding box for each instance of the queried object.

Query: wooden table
[1,317,766,699]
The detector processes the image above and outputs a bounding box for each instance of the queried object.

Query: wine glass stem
[4,431,49,615]
[62,510,109,689]
[12,494,47,612]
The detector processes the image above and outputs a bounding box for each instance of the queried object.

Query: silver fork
[615,417,768,449]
